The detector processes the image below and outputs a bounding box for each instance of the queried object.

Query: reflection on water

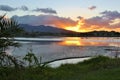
[59,37,84,46]
[58,37,120,46]
[7,37,120,63]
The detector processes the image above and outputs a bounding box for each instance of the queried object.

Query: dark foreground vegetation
[1,56,120,80]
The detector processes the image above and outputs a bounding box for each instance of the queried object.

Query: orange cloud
[64,11,120,32]
[12,11,120,32]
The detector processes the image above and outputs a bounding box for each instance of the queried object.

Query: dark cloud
[88,6,96,10]
[12,15,76,28]
[33,8,57,14]
[0,5,29,12]
[100,10,120,20]
[86,16,110,26]
[82,10,120,30]
[20,6,29,11]
[0,5,17,11]
[77,16,83,19]
[0,5,57,14]
[87,10,120,27]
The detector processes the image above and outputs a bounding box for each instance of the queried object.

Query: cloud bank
[12,15,76,28]
[80,11,120,32]
[12,10,120,32]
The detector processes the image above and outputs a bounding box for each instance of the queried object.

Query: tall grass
[1,55,120,80]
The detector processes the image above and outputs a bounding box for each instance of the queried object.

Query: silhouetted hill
[79,31,120,37]
[19,24,120,37]
[20,24,75,33]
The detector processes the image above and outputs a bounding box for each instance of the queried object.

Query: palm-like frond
[0,17,23,37]
[0,14,24,68]
[0,14,23,51]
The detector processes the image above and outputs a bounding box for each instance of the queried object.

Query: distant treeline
[78,31,120,37]
[17,30,120,37]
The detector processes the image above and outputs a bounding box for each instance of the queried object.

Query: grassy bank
[1,56,120,80]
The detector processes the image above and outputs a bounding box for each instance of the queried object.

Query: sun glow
[64,19,87,32]
[64,18,120,32]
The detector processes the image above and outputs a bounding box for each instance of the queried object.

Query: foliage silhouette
[0,15,23,68]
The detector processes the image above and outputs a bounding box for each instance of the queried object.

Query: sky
[0,0,120,32]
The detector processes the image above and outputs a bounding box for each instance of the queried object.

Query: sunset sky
[0,0,120,32]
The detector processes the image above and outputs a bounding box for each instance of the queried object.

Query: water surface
[7,37,120,63]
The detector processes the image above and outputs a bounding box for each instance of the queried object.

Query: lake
[6,37,120,67]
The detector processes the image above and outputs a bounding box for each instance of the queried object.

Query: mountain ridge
[19,24,120,37]
[20,24,76,33]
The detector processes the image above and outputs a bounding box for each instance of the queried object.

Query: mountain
[20,24,75,33]
[19,24,120,37]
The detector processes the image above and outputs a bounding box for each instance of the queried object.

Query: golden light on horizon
[64,19,87,32]
[63,18,120,32]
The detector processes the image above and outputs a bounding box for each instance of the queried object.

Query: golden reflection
[58,37,83,46]
[58,37,114,46]
[60,41,82,46]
